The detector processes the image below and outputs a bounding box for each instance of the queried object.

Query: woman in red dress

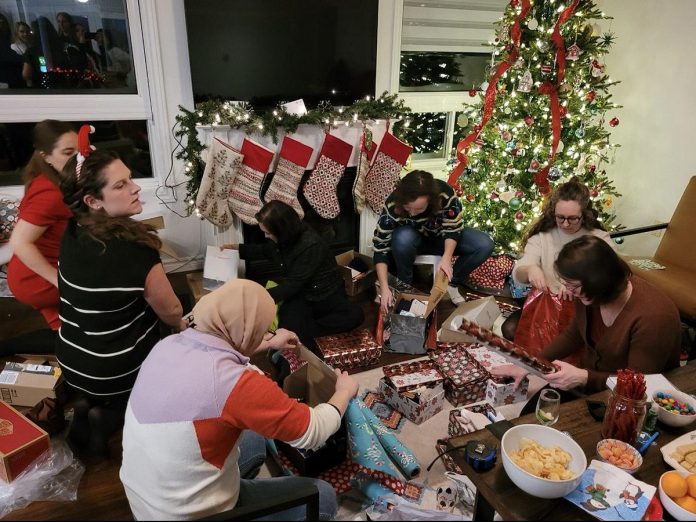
[7,120,77,338]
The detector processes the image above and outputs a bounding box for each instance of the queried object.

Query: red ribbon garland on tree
[447,0,532,188]
[534,0,581,191]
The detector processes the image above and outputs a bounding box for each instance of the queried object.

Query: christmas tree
[449,0,622,253]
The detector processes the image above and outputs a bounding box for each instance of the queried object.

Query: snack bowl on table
[501,424,587,499]
[659,470,696,521]
[653,389,696,428]
[596,438,642,474]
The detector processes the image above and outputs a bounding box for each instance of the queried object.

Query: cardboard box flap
[444,296,501,332]
[424,272,449,318]
[283,345,337,407]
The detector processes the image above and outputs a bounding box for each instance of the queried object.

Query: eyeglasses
[555,214,582,224]
[561,279,582,292]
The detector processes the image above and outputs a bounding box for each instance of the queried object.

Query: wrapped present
[315,329,382,372]
[448,402,504,438]
[0,400,51,483]
[378,377,445,425]
[466,344,529,406]
[429,343,489,407]
[382,360,444,393]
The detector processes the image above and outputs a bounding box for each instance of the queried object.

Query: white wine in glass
[536,389,561,426]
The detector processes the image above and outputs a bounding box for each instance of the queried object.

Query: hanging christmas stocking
[364,132,413,213]
[353,126,377,214]
[302,133,353,219]
[264,136,313,219]
[195,138,243,228]
[229,138,275,225]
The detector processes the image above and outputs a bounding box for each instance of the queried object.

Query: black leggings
[68,393,128,458]
[0,328,56,357]
[278,288,364,353]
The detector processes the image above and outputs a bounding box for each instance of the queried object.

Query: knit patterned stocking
[196,138,243,227]
[229,138,275,225]
[302,133,353,219]
[364,132,412,213]
[353,127,377,214]
[264,136,314,219]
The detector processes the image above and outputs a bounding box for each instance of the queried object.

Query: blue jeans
[236,431,338,521]
[390,226,494,285]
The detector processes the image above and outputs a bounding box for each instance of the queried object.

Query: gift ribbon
[447,0,532,188]
[534,0,580,191]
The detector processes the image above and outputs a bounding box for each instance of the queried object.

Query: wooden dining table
[446,364,696,521]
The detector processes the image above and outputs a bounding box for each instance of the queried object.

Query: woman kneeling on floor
[120,279,358,520]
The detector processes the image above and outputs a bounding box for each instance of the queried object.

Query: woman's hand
[220,243,239,250]
[490,364,529,391]
[380,286,393,314]
[544,360,588,391]
[268,328,299,350]
[436,255,454,282]
[556,285,575,301]
[527,265,548,292]
[177,318,188,332]
[334,369,359,399]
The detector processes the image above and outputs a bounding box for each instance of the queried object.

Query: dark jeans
[236,430,337,521]
[390,226,494,285]
[278,287,364,352]
[0,328,56,357]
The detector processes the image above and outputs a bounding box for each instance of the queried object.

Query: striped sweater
[372,179,464,264]
[56,219,162,399]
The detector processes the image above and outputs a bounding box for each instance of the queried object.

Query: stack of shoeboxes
[378,360,446,424]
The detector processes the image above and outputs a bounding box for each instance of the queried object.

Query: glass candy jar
[601,388,648,444]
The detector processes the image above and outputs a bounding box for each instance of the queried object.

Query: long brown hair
[255,200,304,247]
[61,149,161,252]
[23,120,76,188]
[392,170,442,216]
[522,177,604,247]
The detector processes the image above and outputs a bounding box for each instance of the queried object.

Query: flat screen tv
[184,0,378,108]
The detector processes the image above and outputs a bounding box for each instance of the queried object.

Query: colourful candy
[655,392,695,416]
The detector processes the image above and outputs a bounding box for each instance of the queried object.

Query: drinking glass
[536,389,561,426]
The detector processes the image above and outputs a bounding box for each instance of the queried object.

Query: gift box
[0,356,66,407]
[447,401,505,438]
[335,250,376,297]
[440,296,505,343]
[315,329,382,372]
[276,345,347,477]
[378,377,445,425]
[0,400,51,483]
[429,343,489,407]
[382,359,444,393]
[466,344,530,406]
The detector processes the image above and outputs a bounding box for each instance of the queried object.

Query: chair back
[654,176,696,271]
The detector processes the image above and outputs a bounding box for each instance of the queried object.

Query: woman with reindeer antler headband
[56,124,185,458]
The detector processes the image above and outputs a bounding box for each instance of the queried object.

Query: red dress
[7,174,72,330]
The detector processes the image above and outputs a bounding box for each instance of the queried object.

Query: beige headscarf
[191,279,275,355]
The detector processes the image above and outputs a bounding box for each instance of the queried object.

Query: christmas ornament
[603,196,613,208]
[303,133,352,219]
[509,197,522,210]
[609,117,620,127]
[517,70,533,93]
[515,191,524,198]
[504,106,512,114]
[265,135,314,219]
[540,61,553,76]
[468,89,477,97]
[466,194,475,202]
[586,90,596,101]
[614,237,624,245]
[548,167,562,181]
[524,115,534,126]
[558,83,572,94]
[589,165,596,173]
[514,57,525,69]
[499,191,516,204]
[537,40,549,52]
[498,25,510,42]
[475,138,485,147]
[574,125,585,138]
[566,43,582,61]
[501,130,512,142]
[527,158,540,173]
[590,60,604,78]
[591,189,599,197]
[557,140,564,153]
[559,106,568,117]
[490,191,499,200]
[496,179,507,192]
[506,141,515,151]
[515,211,524,221]
[455,186,464,197]
[456,114,469,127]
[365,132,413,213]
[229,138,275,225]
[506,165,515,175]
[480,81,490,92]
[527,16,539,30]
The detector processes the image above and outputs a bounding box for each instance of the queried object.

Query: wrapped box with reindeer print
[377,377,445,425]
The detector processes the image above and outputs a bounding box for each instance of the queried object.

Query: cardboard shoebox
[0,400,51,483]
[276,345,347,477]
[315,329,382,372]
[447,401,506,438]
[335,250,376,297]
[377,376,445,425]
[0,356,66,407]
[466,344,529,407]
[439,296,505,344]
[386,273,448,355]
[429,343,489,407]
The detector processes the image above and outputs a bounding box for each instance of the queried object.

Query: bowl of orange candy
[659,470,696,521]
[596,439,642,473]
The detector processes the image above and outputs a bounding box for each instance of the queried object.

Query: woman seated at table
[120,279,357,520]
[223,200,364,353]
[493,235,681,395]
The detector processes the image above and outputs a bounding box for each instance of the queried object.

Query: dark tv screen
[184,0,378,108]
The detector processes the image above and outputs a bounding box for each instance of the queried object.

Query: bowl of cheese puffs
[502,424,587,498]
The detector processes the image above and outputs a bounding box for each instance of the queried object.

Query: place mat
[361,390,406,432]
[629,259,666,270]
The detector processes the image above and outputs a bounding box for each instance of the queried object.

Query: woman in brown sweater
[494,235,681,394]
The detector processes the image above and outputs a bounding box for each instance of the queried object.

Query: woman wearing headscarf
[120,279,357,521]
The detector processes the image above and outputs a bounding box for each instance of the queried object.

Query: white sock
[447,284,466,305]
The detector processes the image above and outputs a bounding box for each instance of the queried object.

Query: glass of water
[536,388,561,426]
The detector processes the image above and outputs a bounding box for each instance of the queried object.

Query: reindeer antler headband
[75,124,96,179]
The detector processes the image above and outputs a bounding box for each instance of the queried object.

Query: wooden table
[447,364,696,521]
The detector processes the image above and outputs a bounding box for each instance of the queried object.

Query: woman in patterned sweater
[373,170,494,312]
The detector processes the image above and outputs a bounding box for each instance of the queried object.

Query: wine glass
[536,389,561,426]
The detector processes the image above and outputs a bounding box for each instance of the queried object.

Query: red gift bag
[514,288,581,364]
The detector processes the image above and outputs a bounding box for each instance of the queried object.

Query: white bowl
[501,424,587,499]
[659,471,696,521]
[654,389,696,428]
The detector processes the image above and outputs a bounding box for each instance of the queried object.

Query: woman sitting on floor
[493,235,681,395]
[57,137,185,457]
[223,200,364,354]
[120,279,357,520]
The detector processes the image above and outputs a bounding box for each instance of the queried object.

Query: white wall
[599,0,696,256]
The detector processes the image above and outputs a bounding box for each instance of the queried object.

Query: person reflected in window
[0,13,24,88]
[11,21,32,55]
[74,23,99,71]
[98,28,132,88]
[54,12,89,72]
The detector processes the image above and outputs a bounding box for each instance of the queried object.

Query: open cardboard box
[276,345,347,477]
[439,296,504,343]
[335,250,376,297]
[0,356,66,407]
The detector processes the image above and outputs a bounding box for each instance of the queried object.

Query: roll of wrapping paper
[350,472,395,501]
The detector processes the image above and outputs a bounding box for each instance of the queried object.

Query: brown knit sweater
[542,276,682,393]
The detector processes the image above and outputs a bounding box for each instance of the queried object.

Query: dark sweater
[542,276,682,393]
[238,227,343,302]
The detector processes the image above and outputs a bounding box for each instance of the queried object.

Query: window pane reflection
[0,1,136,93]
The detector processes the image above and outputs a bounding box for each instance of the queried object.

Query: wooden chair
[611,176,696,324]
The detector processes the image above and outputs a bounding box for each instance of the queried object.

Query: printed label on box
[0,372,18,385]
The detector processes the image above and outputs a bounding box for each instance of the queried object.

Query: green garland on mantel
[174,91,414,215]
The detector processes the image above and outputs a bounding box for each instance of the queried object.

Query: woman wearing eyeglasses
[501,178,614,347]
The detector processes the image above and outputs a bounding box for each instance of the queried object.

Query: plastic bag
[514,288,577,362]
[0,438,85,518]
